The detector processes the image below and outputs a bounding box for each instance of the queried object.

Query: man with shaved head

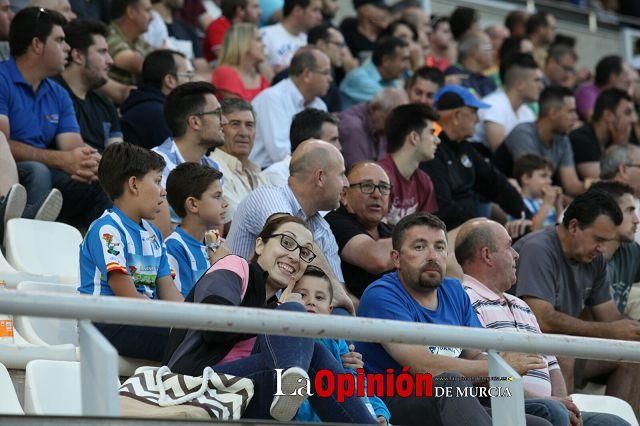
[227,139,348,281]
[326,161,394,298]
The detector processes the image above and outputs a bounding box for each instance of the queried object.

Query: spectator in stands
[152,81,224,234]
[211,23,270,101]
[512,155,563,230]
[325,161,393,298]
[505,10,528,38]
[260,0,322,71]
[378,103,439,226]
[120,49,194,149]
[107,0,153,85]
[203,0,261,63]
[57,19,123,152]
[0,0,12,61]
[477,52,543,152]
[339,36,409,109]
[320,0,338,24]
[426,16,452,72]
[485,24,509,69]
[458,218,630,426]
[78,143,183,361]
[422,85,531,233]
[449,6,479,41]
[513,190,640,411]
[393,0,429,61]
[378,18,422,72]
[340,0,390,63]
[357,212,552,426]
[176,0,212,33]
[497,35,534,64]
[569,88,636,180]
[575,55,633,121]
[30,0,77,21]
[3,8,111,228]
[70,0,110,21]
[543,43,577,89]
[164,214,374,422]
[0,146,26,243]
[165,162,228,298]
[250,47,331,168]
[601,144,640,200]
[526,12,557,69]
[210,98,269,226]
[444,31,497,98]
[227,139,348,282]
[261,107,340,187]
[493,86,584,196]
[149,0,202,60]
[404,66,444,107]
[339,87,407,168]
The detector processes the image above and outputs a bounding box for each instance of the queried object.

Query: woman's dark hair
[250,214,311,262]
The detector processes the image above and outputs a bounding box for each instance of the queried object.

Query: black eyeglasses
[626,163,640,169]
[349,182,392,195]
[265,233,316,263]
[194,107,223,122]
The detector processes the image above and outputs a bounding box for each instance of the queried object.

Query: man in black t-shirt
[57,19,122,152]
[340,0,389,63]
[325,161,394,298]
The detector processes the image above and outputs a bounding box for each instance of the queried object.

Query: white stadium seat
[570,394,639,426]
[0,362,23,415]
[24,360,81,416]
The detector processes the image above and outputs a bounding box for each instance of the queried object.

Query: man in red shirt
[203,0,261,62]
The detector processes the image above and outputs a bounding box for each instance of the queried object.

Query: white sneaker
[269,367,310,421]
[34,188,63,222]
[1,183,26,228]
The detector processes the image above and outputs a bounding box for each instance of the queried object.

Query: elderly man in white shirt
[250,47,333,169]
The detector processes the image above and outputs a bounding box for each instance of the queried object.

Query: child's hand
[377,416,388,426]
[341,344,364,370]
[278,276,304,306]
[541,185,559,206]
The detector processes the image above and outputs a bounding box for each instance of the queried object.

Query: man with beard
[152,81,225,236]
[57,20,123,152]
[357,212,553,426]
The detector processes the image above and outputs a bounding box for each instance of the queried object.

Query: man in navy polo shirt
[0,7,111,228]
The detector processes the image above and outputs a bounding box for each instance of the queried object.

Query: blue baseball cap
[434,85,491,111]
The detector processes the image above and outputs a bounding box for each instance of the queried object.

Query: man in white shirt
[476,52,544,152]
[250,47,332,168]
[260,0,322,71]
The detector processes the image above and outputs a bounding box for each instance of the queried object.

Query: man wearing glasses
[325,161,394,299]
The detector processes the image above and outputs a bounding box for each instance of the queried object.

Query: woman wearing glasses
[211,23,272,101]
[163,214,376,424]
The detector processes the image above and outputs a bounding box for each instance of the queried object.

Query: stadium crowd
[2,0,640,424]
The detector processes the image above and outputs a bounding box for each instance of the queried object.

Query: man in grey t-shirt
[493,86,585,196]
[513,189,640,412]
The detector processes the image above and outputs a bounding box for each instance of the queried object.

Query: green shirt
[607,242,640,312]
[107,23,152,85]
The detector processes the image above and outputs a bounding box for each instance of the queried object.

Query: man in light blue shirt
[340,36,409,109]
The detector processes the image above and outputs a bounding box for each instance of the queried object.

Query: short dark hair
[10,7,67,57]
[561,189,622,229]
[372,36,408,67]
[551,34,576,49]
[454,222,498,267]
[142,49,184,90]
[449,6,478,41]
[221,0,247,20]
[588,181,634,203]
[164,81,217,138]
[283,0,311,17]
[505,10,528,34]
[592,88,632,123]
[392,212,447,250]
[430,15,449,32]
[405,66,444,90]
[379,19,418,42]
[63,19,108,63]
[594,55,624,88]
[98,143,166,200]
[289,47,320,77]
[166,162,224,218]
[539,85,574,117]
[111,0,141,20]
[220,97,255,119]
[289,108,338,151]
[499,52,538,87]
[512,154,553,185]
[308,24,333,45]
[546,43,577,65]
[498,36,527,64]
[385,104,439,154]
[300,265,333,301]
[525,11,551,36]
[251,214,311,262]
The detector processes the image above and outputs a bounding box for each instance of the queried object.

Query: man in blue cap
[421,85,532,237]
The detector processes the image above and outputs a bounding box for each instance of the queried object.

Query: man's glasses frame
[349,182,392,196]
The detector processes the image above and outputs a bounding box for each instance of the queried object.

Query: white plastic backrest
[0,362,23,415]
[570,394,639,426]
[14,281,79,346]
[5,219,82,284]
[0,247,18,274]
[24,360,81,416]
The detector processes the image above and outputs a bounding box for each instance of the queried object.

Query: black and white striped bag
[119,366,254,420]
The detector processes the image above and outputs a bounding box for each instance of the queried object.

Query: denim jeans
[212,302,376,424]
[582,411,631,426]
[525,398,570,426]
[17,161,53,218]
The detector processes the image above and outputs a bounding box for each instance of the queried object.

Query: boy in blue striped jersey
[165,162,228,297]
